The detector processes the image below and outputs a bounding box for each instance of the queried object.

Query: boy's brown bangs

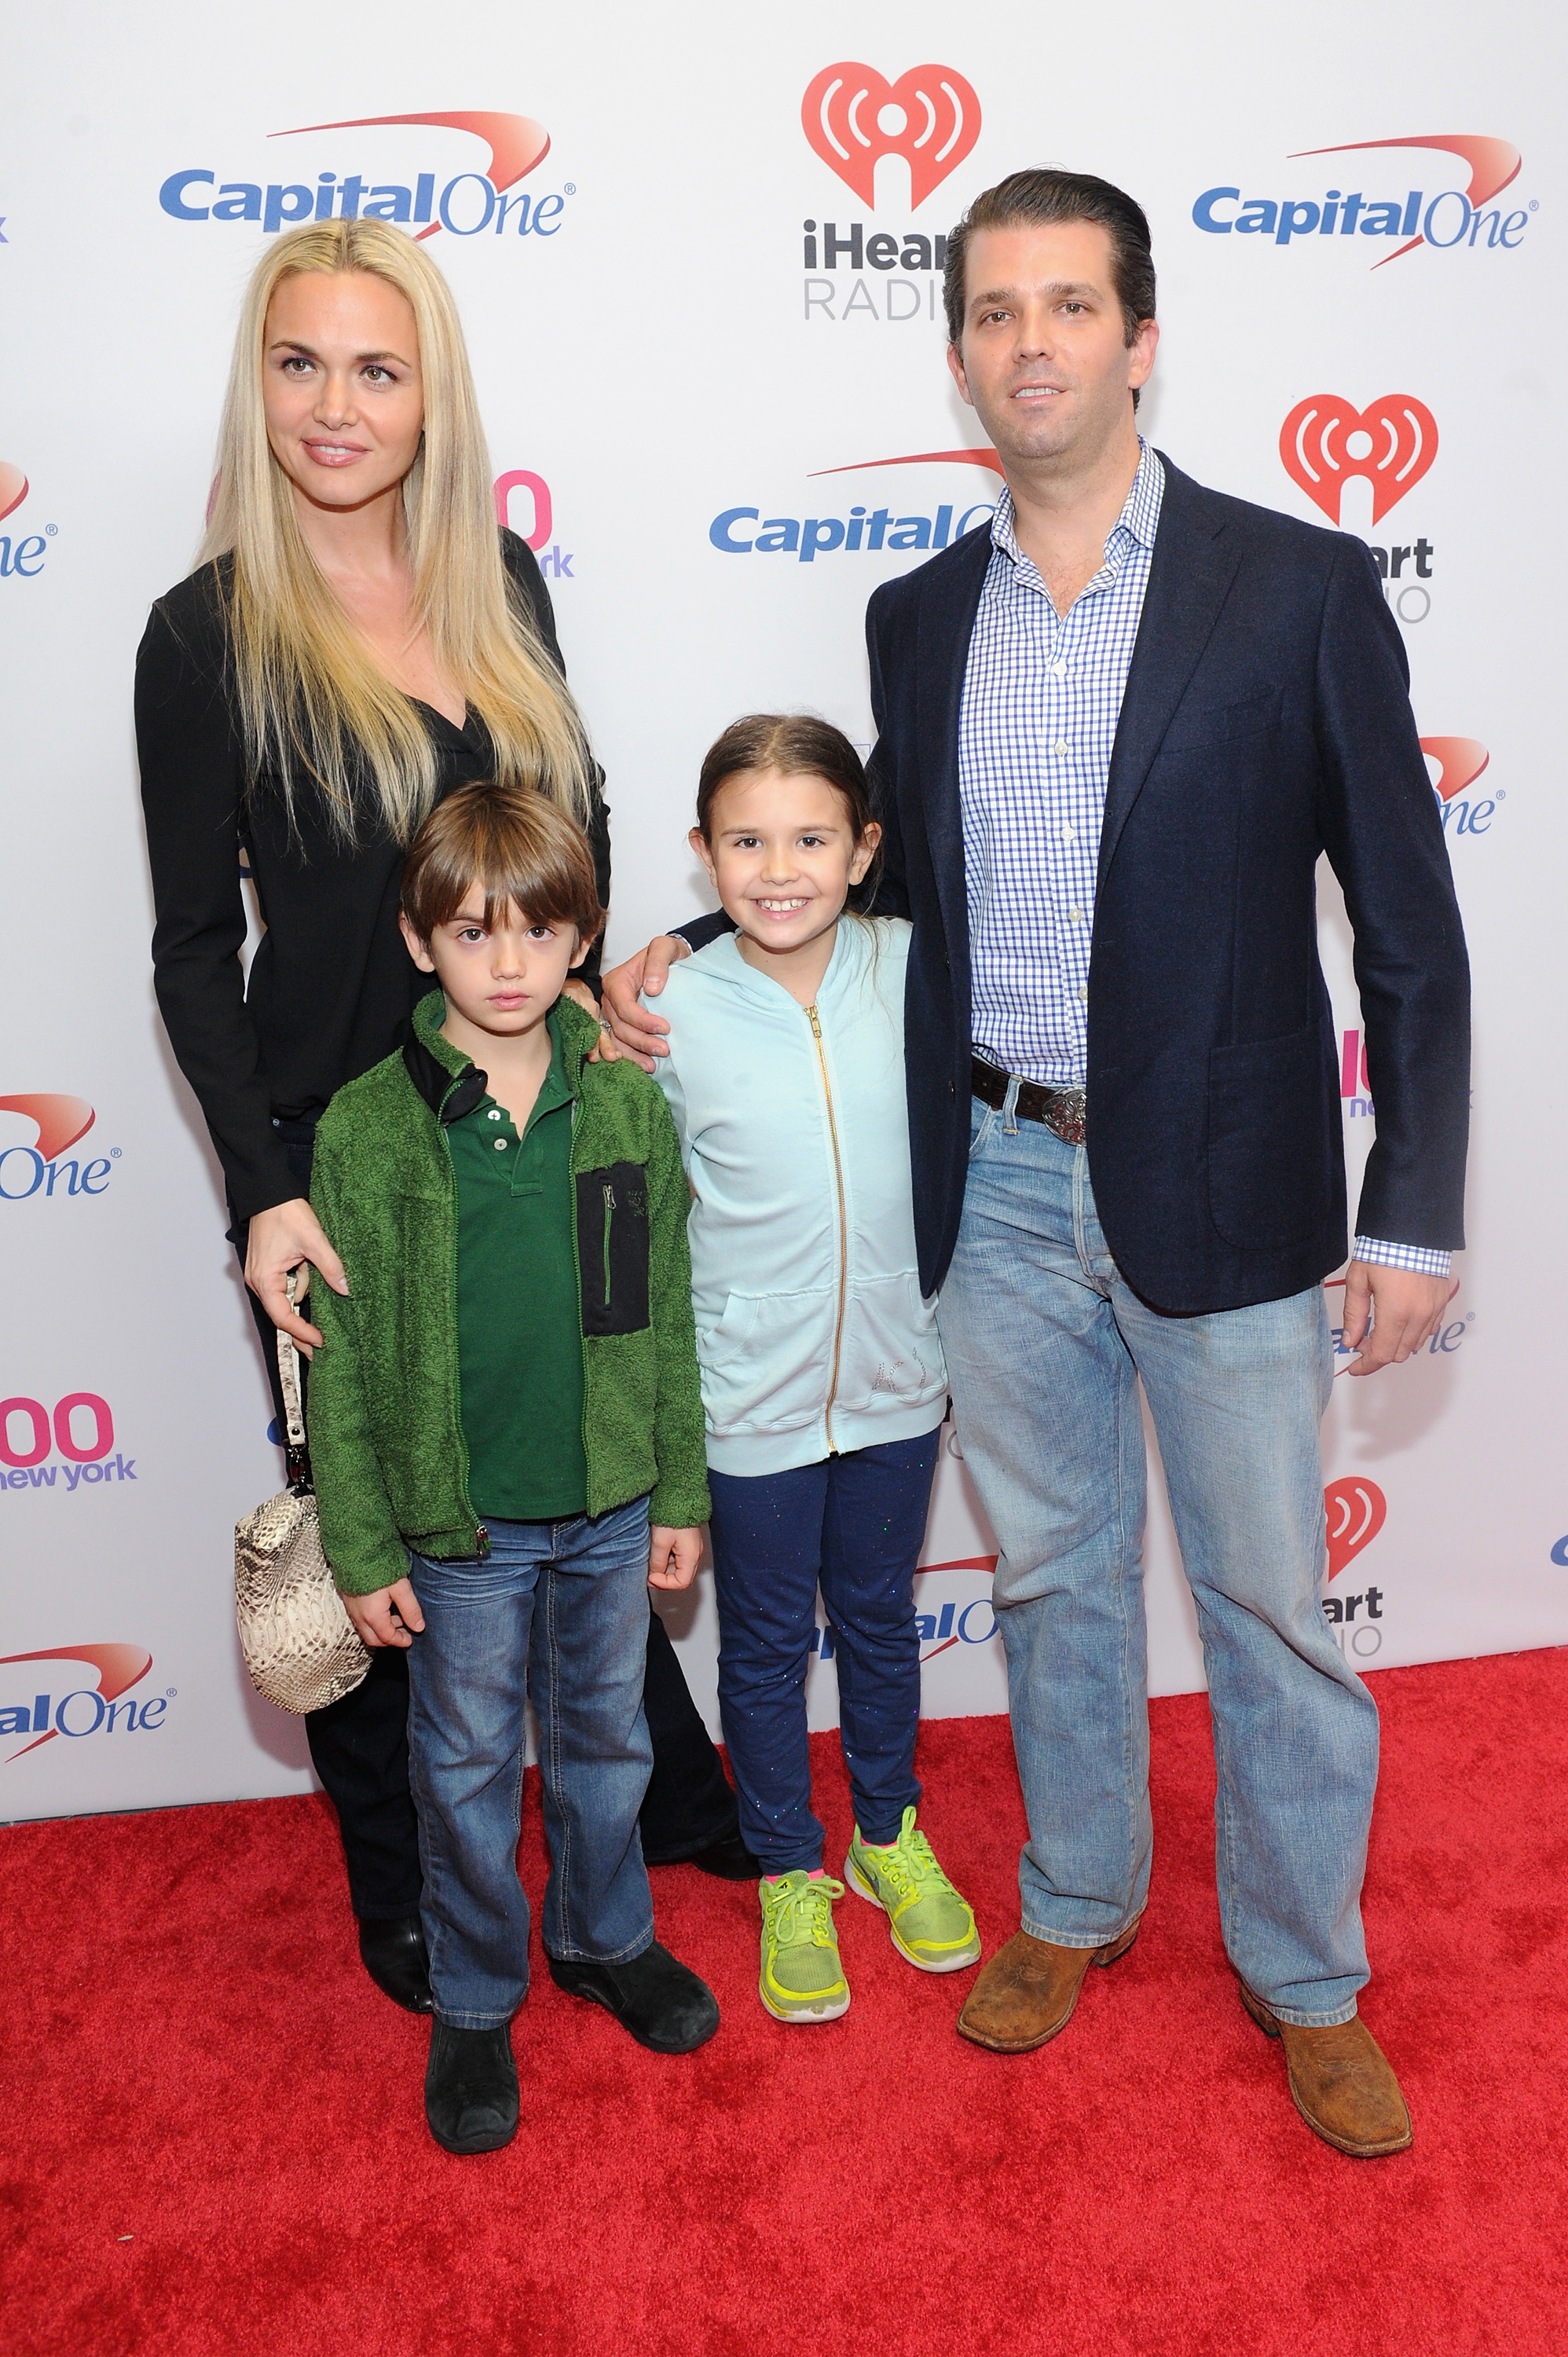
[401,781,604,944]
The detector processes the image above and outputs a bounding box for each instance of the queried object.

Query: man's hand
[648,1525,704,1591]
[245,1197,349,1354]
[341,1577,426,1648]
[600,937,691,1071]
[1341,1260,1460,1376]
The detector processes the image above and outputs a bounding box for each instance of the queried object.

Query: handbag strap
[278,1271,313,1493]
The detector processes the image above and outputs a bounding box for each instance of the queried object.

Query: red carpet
[3,1649,1566,2355]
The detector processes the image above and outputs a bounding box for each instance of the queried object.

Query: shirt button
[1068,907,1086,924]
[487,1109,502,1120]
[1049,660,1068,677]
[1076,985,1089,1003]
[1061,822,1077,844]
[494,1137,508,1151]
[1052,738,1069,757]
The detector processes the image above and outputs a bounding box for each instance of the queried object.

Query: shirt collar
[457,1005,572,1136]
[989,436,1163,571]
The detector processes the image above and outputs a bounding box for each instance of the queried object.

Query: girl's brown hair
[401,780,604,945]
[695,714,882,909]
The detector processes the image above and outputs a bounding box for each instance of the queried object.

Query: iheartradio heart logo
[0,1095,95,1158]
[801,62,980,209]
[1420,737,1489,801]
[1324,1477,1387,1578]
[0,462,28,524]
[1280,394,1438,526]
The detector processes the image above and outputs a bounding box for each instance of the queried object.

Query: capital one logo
[0,1093,113,1200]
[1192,134,1526,266]
[801,63,980,207]
[1280,394,1438,526]
[0,462,49,580]
[710,446,1002,563]
[160,109,562,242]
[0,1645,159,1761]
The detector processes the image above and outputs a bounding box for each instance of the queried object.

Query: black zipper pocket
[577,1162,650,1336]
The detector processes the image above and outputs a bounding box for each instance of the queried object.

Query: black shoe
[424,2022,519,2154]
[685,1831,763,1881]
[548,1941,720,2053]
[357,1915,433,2014]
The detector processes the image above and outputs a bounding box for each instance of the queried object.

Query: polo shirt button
[487,1109,502,1120]
[494,1138,508,1151]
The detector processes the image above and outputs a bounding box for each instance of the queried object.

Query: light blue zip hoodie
[649,915,947,1475]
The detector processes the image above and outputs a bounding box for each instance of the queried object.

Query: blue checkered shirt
[958,441,1449,1279]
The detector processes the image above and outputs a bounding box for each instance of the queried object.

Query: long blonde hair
[200,217,589,843]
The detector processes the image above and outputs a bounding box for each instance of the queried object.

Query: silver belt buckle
[1044,1088,1087,1145]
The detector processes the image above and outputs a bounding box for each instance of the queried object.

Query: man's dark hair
[943,167,1156,350]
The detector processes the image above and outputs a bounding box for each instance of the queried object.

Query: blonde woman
[137,221,751,2018]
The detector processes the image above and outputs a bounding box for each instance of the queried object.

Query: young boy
[308,780,718,2156]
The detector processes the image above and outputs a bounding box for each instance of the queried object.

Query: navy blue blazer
[862,455,1469,1313]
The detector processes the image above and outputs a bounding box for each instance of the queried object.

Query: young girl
[649,715,980,2022]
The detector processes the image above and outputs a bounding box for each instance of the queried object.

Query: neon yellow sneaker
[758,1871,850,2023]
[845,1807,981,1973]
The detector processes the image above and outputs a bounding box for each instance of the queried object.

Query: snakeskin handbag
[234,1280,369,1715]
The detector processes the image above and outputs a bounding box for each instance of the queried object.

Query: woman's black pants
[233,1131,739,1920]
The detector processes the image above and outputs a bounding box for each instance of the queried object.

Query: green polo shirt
[448,1012,588,1521]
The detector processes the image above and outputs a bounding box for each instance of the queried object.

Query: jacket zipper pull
[603,1182,615,1306]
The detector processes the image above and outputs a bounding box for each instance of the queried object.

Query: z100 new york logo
[159,109,571,243]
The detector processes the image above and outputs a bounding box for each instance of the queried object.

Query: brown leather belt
[971,1055,1087,1145]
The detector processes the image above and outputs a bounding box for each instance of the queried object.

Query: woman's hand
[244,1196,349,1353]
[599,938,691,1071]
[648,1526,704,1591]
[341,1578,425,1649]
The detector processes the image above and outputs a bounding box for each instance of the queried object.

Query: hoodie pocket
[576,1162,651,1336]
[697,1288,837,1434]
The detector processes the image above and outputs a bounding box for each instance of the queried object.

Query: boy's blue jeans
[937,1097,1379,2029]
[405,1497,656,2029]
[708,1430,943,1875]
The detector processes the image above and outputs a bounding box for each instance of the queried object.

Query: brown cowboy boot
[1239,1982,1413,2157]
[956,1917,1142,2053]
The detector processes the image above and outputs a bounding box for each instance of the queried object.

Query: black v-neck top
[135,529,610,1220]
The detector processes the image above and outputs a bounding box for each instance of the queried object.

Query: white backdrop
[2,2,1564,1821]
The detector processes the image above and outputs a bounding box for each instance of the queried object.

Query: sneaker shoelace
[770,1875,844,1947]
[868,1824,956,1903]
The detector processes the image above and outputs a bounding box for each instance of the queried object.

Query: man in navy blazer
[606,169,1467,2158]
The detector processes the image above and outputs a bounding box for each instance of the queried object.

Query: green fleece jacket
[307,989,710,1594]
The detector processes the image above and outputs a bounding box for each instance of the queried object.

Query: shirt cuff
[1351,1236,1453,1277]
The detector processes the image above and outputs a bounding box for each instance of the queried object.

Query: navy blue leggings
[708,1428,943,1873]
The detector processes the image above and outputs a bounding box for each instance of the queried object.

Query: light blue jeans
[406,1497,656,2029]
[937,1094,1378,2026]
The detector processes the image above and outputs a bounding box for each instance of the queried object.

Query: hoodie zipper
[805,1003,847,1454]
